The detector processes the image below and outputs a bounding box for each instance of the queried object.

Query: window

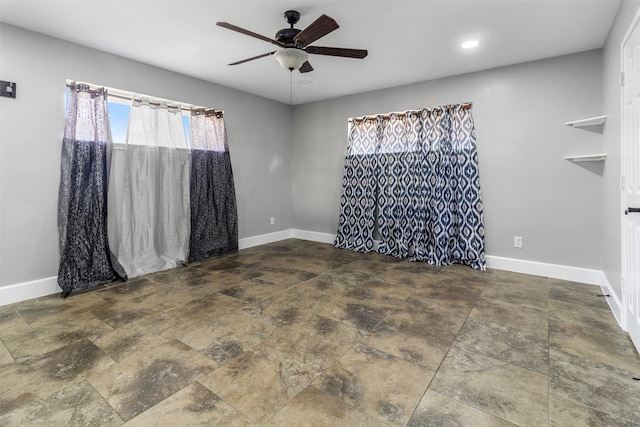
[65,87,192,144]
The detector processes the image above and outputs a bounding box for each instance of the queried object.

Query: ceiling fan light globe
[275,48,308,70]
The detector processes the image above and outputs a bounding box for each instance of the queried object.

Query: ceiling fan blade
[299,61,314,73]
[228,51,276,66]
[217,22,283,47]
[293,14,339,48]
[306,46,368,59]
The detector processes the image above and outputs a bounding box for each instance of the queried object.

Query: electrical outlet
[514,236,523,248]
[270,217,275,225]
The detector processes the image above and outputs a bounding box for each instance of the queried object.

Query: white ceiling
[0,0,621,105]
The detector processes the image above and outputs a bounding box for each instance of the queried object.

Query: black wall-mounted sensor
[0,81,17,99]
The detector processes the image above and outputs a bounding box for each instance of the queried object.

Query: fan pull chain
[290,70,293,105]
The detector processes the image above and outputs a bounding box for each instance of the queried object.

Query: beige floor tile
[165,292,246,338]
[440,263,493,278]
[188,252,261,272]
[455,317,549,375]
[549,300,640,373]
[549,395,636,427]
[0,380,122,427]
[363,317,455,370]
[286,312,362,344]
[410,275,485,309]
[2,311,113,361]
[385,295,471,334]
[332,259,398,278]
[491,269,549,287]
[252,265,319,286]
[549,279,611,309]
[13,292,106,328]
[550,349,640,424]
[178,312,277,365]
[199,343,326,424]
[103,309,186,343]
[0,311,32,338]
[2,239,639,426]
[195,267,264,288]
[431,347,549,427]
[308,268,376,292]
[265,386,385,427]
[0,339,116,415]
[313,343,434,426]
[93,322,175,363]
[407,389,516,427]
[432,267,494,292]
[241,293,329,329]
[146,266,214,286]
[377,261,441,288]
[89,339,217,422]
[469,296,548,337]
[317,295,392,331]
[347,279,416,307]
[270,326,353,369]
[316,279,417,332]
[90,292,178,329]
[0,340,14,367]
[285,276,350,304]
[150,278,220,306]
[0,298,40,315]
[123,383,256,426]
[260,254,348,275]
[93,277,159,302]
[480,278,549,311]
[219,278,289,304]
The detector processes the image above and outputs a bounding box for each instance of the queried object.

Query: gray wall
[0,23,293,287]
[601,0,640,299]
[3,5,634,291]
[292,50,604,269]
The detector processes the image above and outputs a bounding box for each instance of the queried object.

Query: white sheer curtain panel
[117,99,191,277]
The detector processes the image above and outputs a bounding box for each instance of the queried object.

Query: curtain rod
[348,102,473,123]
[65,79,223,116]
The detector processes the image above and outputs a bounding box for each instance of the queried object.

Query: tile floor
[1,239,639,426]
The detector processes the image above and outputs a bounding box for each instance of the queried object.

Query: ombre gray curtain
[188,109,238,262]
[57,84,125,297]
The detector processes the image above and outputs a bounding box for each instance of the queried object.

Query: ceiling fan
[216,10,368,73]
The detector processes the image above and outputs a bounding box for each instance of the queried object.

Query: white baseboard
[292,229,336,244]
[0,276,61,307]
[238,229,335,249]
[485,255,603,286]
[238,229,294,250]
[0,230,614,310]
[599,273,624,329]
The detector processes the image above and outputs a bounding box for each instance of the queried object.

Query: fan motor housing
[275,27,301,45]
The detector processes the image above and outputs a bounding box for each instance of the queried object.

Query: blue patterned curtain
[57,84,126,297]
[188,109,238,262]
[334,118,379,252]
[334,103,485,270]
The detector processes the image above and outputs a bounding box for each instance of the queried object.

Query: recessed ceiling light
[462,40,479,49]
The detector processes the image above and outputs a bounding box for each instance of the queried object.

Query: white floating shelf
[564,153,607,162]
[564,115,607,128]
